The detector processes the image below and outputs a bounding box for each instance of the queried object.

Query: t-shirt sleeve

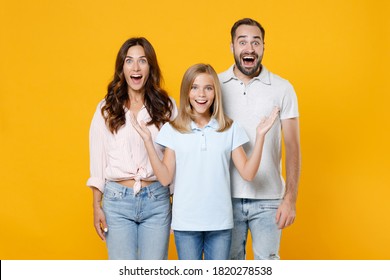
[156,123,175,150]
[231,121,250,151]
[280,82,299,120]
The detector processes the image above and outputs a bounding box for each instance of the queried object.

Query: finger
[271,107,280,118]
[287,216,295,227]
[95,224,105,240]
[130,117,142,132]
[275,209,281,224]
[283,217,293,229]
[101,219,108,233]
[130,113,142,128]
[267,108,279,124]
[129,113,137,126]
[140,121,147,129]
[278,216,287,229]
[275,208,286,229]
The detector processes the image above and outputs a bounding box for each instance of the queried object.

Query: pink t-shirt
[86,99,177,193]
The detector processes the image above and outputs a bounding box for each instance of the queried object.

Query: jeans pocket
[257,199,282,210]
[149,185,170,201]
[103,185,124,201]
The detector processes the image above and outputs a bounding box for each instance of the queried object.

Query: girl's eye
[139,58,147,64]
[125,59,132,64]
[206,86,213,91]
[191,86,198,90]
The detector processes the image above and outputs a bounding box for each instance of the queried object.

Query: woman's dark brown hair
[102,37,173,133]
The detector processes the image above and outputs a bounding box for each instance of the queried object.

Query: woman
[87,37,177,259]
[131,63,279,259]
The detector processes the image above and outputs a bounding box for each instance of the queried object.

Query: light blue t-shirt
[156,119,249,231]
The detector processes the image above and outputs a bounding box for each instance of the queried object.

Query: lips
[130,74,143,85]
[242,55,256,66]
[131,74,142,81]
[195,99,208,105]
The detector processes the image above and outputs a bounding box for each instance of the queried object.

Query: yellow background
[1,0,389,259]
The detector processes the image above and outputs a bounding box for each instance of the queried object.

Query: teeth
[131,74,142,78]
[196,100,207,104]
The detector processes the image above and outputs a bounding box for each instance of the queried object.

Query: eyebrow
[125,55,147,59]
[192,83,214,87]
[236,35,262,40]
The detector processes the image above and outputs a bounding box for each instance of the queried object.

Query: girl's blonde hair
[171,63,233,133]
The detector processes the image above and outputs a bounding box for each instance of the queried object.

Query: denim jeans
[174,229,232,260]
[230,198,282,260]
[102,181,171,260]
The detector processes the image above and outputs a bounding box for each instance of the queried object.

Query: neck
[193,115,211,128]
[233,65,261,85]
[128,92,144,104]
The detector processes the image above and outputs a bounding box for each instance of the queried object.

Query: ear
[230,43,233,53]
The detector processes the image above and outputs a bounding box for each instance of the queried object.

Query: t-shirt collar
[221,64,271,85]
[191,118,219,131]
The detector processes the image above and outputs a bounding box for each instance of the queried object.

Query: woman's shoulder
[169,97,178,119]
[96,99,106,110]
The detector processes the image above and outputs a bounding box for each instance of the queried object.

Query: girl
[131,63,278,260]
[87,37,177,259]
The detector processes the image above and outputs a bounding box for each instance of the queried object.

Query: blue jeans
[174,229,232,260]
[102,181,171,260]
[230,198,282,260]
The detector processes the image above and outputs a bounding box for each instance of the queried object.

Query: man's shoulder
[265,67,293,86]
[218,65,234,82]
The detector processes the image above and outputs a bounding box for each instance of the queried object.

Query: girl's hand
[130,113,152,142]
[93,206,108,241]
[256,106,280,136]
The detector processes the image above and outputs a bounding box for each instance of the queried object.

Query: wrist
[93,201,102,209]
[283,192,297,204]
[255,133,265,143]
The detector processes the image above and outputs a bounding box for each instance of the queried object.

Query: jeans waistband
[105,180,163,196]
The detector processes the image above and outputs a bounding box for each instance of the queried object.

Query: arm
[88,104,108,240]
[276,117,301,229]
[232,107,279,181]
[130,114,176,186]
[92,187,108,241]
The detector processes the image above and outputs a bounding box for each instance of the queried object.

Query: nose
[132,61,140,71]
[247,44,255,52]
[199,88,206,96]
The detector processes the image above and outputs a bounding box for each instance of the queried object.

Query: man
[219,18,301,260]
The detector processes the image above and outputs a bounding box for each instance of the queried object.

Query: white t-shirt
[219,65,299,199]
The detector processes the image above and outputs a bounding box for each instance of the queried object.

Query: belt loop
[145,184,150,198]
